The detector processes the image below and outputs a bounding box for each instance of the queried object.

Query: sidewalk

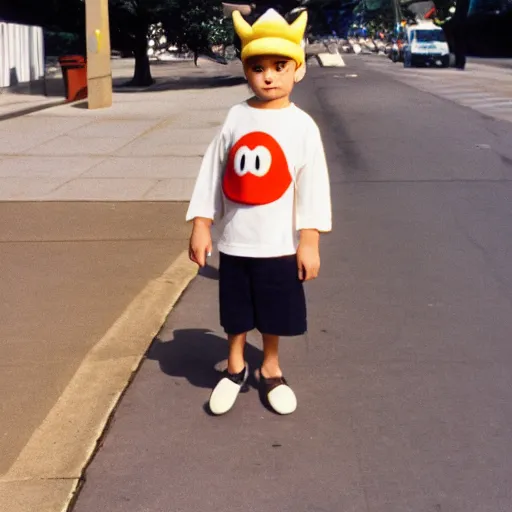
[0,57,198,120]
[0,58,248,201]
[0,58,248,512]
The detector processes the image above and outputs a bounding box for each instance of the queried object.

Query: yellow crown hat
[233,8,308,67]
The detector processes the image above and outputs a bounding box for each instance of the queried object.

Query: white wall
[0,22,44,89]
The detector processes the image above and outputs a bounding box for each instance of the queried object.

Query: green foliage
[0,0,84,31]
[44,30,85,56]
[165,0,233,51]
[107,0,233,54]
[1,0,86,56]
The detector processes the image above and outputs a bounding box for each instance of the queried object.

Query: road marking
[362,58,512,122]
[440,92,491,98]
[467,99,512,108]
[426,86,477,92]
[430,90,481,96]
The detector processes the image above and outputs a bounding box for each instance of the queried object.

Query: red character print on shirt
[222,131,292,206]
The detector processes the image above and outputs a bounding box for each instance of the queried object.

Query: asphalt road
[468,56,512,69]
[73,59,512,512]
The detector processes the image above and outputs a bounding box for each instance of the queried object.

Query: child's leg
[209,253,253,415]
[209,332,249,416]
[249,255,305,414]
[261,333,282,378]
[259,333,296,414]
[227,333,247,374]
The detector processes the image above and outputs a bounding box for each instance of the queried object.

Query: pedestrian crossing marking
[438,92,490,97]
[362,58,512,122]
[471,101,512,109]
[430,89,482,95]
[468,97,512,104]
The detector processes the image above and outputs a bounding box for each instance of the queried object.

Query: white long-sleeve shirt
[186,101,332,258]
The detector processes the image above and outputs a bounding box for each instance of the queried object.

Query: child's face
[244,56,298,104]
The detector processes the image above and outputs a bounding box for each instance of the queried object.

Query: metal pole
[85,0,112,109]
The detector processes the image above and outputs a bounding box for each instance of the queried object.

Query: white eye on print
[233,146,272,177]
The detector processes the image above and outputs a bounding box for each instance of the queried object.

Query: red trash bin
[58,55,88,102]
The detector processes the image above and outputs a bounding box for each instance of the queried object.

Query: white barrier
[0,22,44,89]
[317,53,346,67]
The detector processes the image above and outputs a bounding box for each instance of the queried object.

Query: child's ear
[294,64,306,83]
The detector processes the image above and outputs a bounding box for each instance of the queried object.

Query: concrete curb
[0,250,198,512]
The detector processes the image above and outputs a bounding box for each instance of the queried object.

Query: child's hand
[189,218,213,267]
[297,229,320,281]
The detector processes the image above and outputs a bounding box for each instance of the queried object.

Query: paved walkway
[0,201,190,471]
[0,58,248,201]
[0,58,247,512]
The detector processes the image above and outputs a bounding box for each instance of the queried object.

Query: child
[186,8,332,415]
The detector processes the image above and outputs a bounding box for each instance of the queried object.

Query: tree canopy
[1,0,232,84]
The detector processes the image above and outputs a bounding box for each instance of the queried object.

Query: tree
[431,0,471,68]
[109,0,232,85]
[109,0,180,86]
[170,0,232,66]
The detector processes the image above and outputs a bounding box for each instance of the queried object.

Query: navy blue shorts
[219,252,307,337]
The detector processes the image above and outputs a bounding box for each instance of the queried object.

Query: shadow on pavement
[113,75,247,93]
[147,329,263,391]
[198,263,219,280]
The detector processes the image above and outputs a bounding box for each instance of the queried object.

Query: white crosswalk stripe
[471,100,512,109]
[363,57,512,123]
[443,93,490,98]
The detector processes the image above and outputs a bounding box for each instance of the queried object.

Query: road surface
[73,58,512,512]
[469,56,512,69]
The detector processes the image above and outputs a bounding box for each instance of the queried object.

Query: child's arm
[186,131,227,267]
[189,217,213,267]
[297,229,321,281]
[295,122,332,281]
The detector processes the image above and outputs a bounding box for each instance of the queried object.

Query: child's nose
[263,70,273,83]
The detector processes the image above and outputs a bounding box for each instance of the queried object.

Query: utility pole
[85,0,112,109]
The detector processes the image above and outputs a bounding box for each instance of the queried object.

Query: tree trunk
[130,23,154,86]
[444,0,470,70]
[453,23,467,69]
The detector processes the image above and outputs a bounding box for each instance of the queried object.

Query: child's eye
[276,63,285,71]
[252,66,263,73]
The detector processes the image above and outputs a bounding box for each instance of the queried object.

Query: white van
[403,21,450,68]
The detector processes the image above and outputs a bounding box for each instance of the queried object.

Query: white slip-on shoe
[209,364,249,415]
[260,374,297,415]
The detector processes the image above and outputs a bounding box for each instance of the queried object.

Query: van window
[415,30,446,43]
